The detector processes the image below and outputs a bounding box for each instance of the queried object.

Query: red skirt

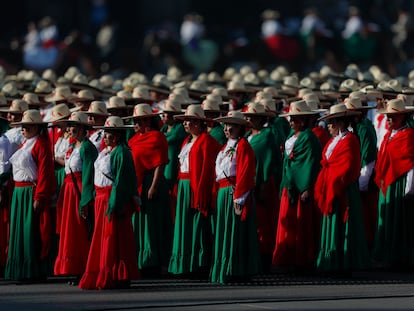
[79,186,140,289]
[54,173,90,276]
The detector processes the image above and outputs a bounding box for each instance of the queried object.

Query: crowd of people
[1,60,414,290]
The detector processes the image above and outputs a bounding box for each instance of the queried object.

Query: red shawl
[128,130,168,193]
[375,127,414,195]
[312,125,330,149]
[314,132,361,215]
[184,133,221,217]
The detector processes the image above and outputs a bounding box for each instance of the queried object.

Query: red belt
[218,176,236,189]
[15,181,36,187]
[178,172,190,180]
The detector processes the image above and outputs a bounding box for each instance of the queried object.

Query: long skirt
[317,182,369,272]
[373,175,414,267]
[168,179,213,275]
[5,184,52,280]
[210,186,261,284]
[79,186,139,290]
[54,173,90,276]
[273,188,320,269]
[133,173,173,269]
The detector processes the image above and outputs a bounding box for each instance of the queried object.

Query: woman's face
[134,117,151,133]
[88,114,106,126]
[327,119,340,137]
[289,115,305,133]
[183,119,201,134]
[67,125,85,141]
[244,115,262,130]
[8,112,22,123]
[103,131,117,147]
[386,113,405,130]
[224,123,242,139]
[161,112,175,126]
[21,124,39,139]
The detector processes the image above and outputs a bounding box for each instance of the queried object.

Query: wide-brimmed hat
[48,103,72,122]
[115,90,137,105]
[131,86,154,103]
[84,100,109,116]
[201,98,222,113]
[381,98,414,114]
[259,98,278,117]
[159,99,183,114]
[1,82,21,99]
[254,90,273,103]
[145,74,172,94]
[227,80,256,93]
[243,102,273,117]
[174,104,210,121]
[22,93,40,106]
[339,79,359,93]
[280,100,320,117]
[11,109,46,126]
[344,97,374,110]
[68,89,95,103]
[0,99,29,113]
[303,93,328,113]
[34,80,54,96]
[318,103,362,121]
[107,96,130,111]
[214,110,249,126]
[94,116,134,130]
[44,86,75,102]
[172,87,199,104]
[397,93,414,106]
[54,111,92,128]
[125,103,158,120]
[42,69,57,82]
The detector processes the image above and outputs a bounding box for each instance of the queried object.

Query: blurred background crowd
[1,0,414,79]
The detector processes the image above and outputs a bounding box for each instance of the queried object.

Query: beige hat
[349,90,368,102]
[339,79,359,93]
[48,103,72,122]
[0,99,29,113]
[84,100,109,116]
[259,98,278,116]
[126,103,157,119]
[99,74,114,88]
[68,89,95,103]
[318,103,361,121]
[298,88,314,98]
[11,109,46,126]
[254,91,273,103]
[227,80,255,93]
[387,79,403,93]
[116,90,137,105]
[300,77,317,90]
[44,86,75,102]
[243,101,273,117]
[94,115,133,130]
[201,99,221,112]
[280,100,319,117]
[107,96,129,110]
[55,111,92,128]
[132,86,153,102]
[262,86,288,99]
[34,80,53,95]
[303,93,327,112]
[222,67,237,81]
[189,80,209,94]
[214,110,249,126]
[397,93,414,106]
[64,66,80,81]
[344,97,374,110]
[72,74,88,85]
[22,93,40,105]
[172,87,199,104]
[174,104,209,121]
[42,69,56,82]
[382,98,414,114]
[2,82,20,98]
[160,99,183,114]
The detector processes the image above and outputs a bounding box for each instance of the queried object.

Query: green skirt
[5,186,50,280]
[210,186,261,283]
[373,175,414,267]
[317,182,369,272]
[168,179,213,274]
[133,172,173,269]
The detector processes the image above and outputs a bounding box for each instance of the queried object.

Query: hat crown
[2,83,18,96]
[245,102,267,114]
[329,103,348,114]
[88,101,108,114]
[283,75,299,88]
[190,80,208,92]
[77,89,94,100]
[116,90,132,99]
[386,98,408,113]
[289,100,312,114]
[22,93,39,104]
[303,93,319,103]
[68,111,89,124]
[163,99,182,112]
[172,87,190,99]
[212,87,228,97]
[108,96,126,108]
[100,74,114,87]
[73,74,88,84]
[255,91,272,102]
[103,116,125,127]
[183,104,206,118]
[205,93,222,104]
[300,77,316,89]
[42,69,56,81]
[387,79,402,92]
[227,111,245,120]
[10,99,29,112]
[345,97,363,109]
[21,109,43,123]
[201,99,220,111]
[132,86,151,99]
[227,80,246,91]
[349,91,367,101]
[340,79,359,91]
[35,80,53,93]
[133,103,153,117]
[260,98,276,112]
[52,86,73,100]
[51,103,70,121]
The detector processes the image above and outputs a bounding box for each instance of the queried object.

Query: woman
[127,103,172,275]
[243,101,282,272]
[272,100,322,272]
[210,111,260,283]
[314,103,369,274]
[168,104,221,276]
[373,98,414,268]
[5,109,55,281]
[79,116,140,289]
[1,99,29,155]
[53,112,97,284]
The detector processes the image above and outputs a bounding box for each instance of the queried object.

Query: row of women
[1,92,413,289]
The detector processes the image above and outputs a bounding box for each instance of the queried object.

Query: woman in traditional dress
[168,104,221,277]
[79,116,140,289]
[314,103,369,274]
[53,112,97,284]
[210,111,260,283]
[373,98,414,269]
[5,109,55,281]
[127,103,172,275]
[272,100,322,272]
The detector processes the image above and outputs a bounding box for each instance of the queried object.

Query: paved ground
[1,271,414,310]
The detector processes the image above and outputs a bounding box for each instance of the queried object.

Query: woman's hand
[33,200,41,212]
[148,185,158,199]
[80,204,89,219]
[300,190,310,202]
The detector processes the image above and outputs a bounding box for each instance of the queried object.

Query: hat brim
[214,116,249,126]
[53,119,93,129]
[381,107,414,114]
[318,110,362,121]
[83,111,110,117]
[242,112,273,117]
[279,111,319,117]
[10,121,46,127]
[93,125,135,130]
[173,114,211,121]
[121,113,159,120]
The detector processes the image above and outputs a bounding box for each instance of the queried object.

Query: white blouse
[5,126,24,155]
[325,130,348,159]
[284,134,298,157]
[64,146,82,174]
[215,138,238,181]
[89,129,104,151]
[54,136,70,158]
[9,136,38,182]
[0,135,11,178]
[178,140,194,173]
[94,147,113,187]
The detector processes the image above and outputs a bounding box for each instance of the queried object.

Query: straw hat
[160,99,183,114]
[172,87,199,104]
[349,90,368,102]
[126,103,157,119]
[22,93,40,105]
[84,101,109,116]
[68,89,95,103]
[11,109,46,126]
[227,80,256,93]
[339,79,359,93]
[280,100,319,117]
[2,82,20,99]
[254,90,273,103]
[381,98,414,114]
[174,104,210,121]
[201,98,221,112]
[210,86,236,100]
[318,103,362,121]
[44,86,75,102]
[300,77,317,90]
[259,98,278,116]
[243,101,273,117]
[397,93,414,106]
[34,80,53,95]
[94,116,134,130]
[42,69,57,82]
[55,111,92,128]
[116,90,137,105]
[214,110,249,126]
[107,96,129,111]
[132,86,153,102]
[48,103,72,122]
[0,99,29,113]
[344,97,374,110]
